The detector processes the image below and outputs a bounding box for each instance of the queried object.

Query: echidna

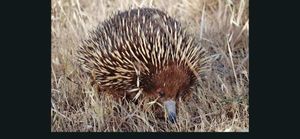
[78,8,209,123]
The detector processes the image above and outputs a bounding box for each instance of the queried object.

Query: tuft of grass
[51,0,249,132]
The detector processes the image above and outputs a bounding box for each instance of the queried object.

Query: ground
[51,0,249,132]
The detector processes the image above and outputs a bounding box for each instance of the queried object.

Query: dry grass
[51,0,249,132]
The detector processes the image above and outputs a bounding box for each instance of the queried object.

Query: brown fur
[147,63,195,101]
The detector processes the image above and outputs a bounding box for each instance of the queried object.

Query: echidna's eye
[159,91,165,97]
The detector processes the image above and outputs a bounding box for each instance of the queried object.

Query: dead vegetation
[51,0,248,132]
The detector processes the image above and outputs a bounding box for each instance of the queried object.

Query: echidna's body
[78,8,208,122]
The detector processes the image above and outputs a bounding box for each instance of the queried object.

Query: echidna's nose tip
[168,112,177,123]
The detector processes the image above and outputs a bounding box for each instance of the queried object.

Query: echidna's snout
[163,100,177,123]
